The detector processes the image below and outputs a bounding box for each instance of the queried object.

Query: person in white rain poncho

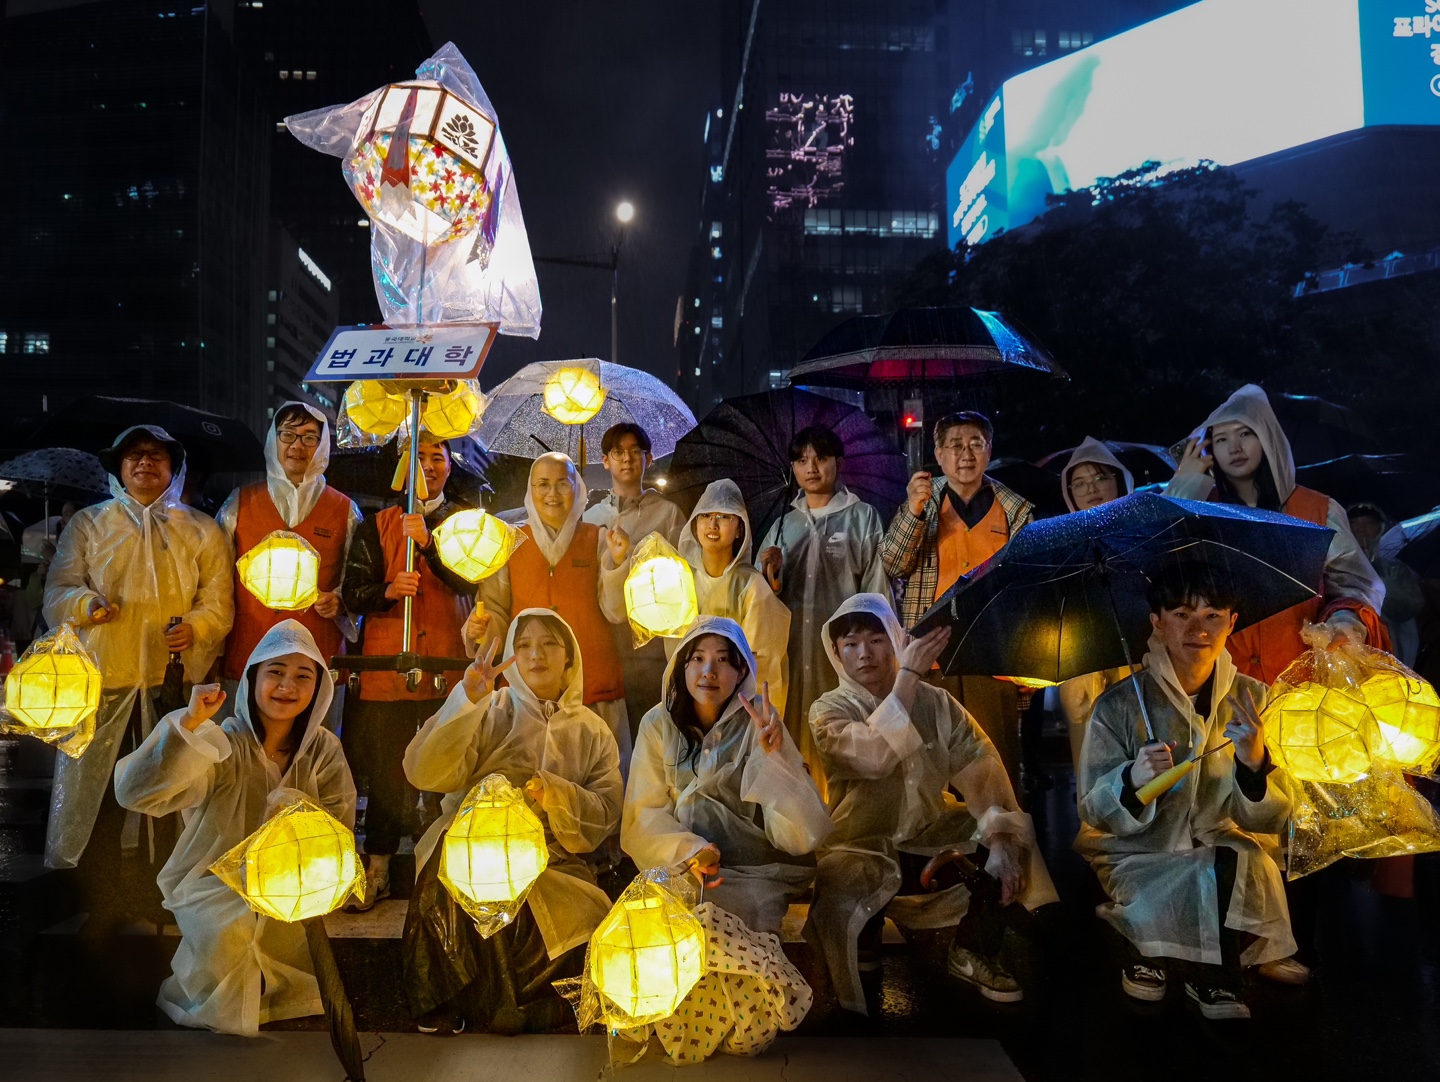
[805,594,1057,1011]
[43,425,234,934]
[622,617,831,936]
[403,608,622,1034]
[113,620,354,1036]
[756,424,889,793]
[677,480,792,721]
[1076,562,1295,1021]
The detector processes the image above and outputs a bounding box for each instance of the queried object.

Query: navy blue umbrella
[912,492,1334,739]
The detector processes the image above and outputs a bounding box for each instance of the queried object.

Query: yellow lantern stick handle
[1135,740,1233,806]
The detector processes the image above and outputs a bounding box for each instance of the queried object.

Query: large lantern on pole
[238,531,321,612]
[342,380,409,440]
[421,381,485,440]
[589,870,707,1026]
[439,773,548,936]
[3,623,102,734]
[433,508,524,582]
[623,533,698,646]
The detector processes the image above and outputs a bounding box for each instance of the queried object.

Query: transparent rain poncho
[404,608,623,958]
[42,429,235,869]
[805,593,1056,1014]
[113,620,355,1036]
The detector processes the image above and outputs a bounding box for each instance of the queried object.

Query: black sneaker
[1121,961,1166,1002]
[1184,980,1251,1020]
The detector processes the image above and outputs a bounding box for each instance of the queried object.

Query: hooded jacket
[1060,437,1135,513]
[114,621,355,1035]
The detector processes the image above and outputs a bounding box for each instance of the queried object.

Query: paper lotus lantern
[590,887,707,1025]
[440,774,548,935]
[238,531,321,612]
[1263,682,1379,784]
[542,366,607,425]
[343,380,409,439]
[210,797,364,922]
[4,624,101,732]
[624,535,698,645]
[349,82,498,246]
[1363,670,1440,773]
[421,381,484,440]
[433,508,523,582]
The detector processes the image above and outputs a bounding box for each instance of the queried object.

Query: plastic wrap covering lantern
[623,533,698,647]
[421,380,484,440]
[343,380,409,440]
[439,773,548,936]
[238,531,321,612]
[433,508,524,583]
[1363,670,1440,774]
[589,869,707,1026]
[542,366,607,425]
[210,796,365,922]
[1262,681,1378,784]
[3,623,101,735]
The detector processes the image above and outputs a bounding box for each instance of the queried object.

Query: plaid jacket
[880,477,1034,628]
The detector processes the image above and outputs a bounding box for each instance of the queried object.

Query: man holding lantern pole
[1076,562,1295,1020]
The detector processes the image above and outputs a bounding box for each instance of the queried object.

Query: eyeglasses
[1069,475,1118,494]
[938,438,990,454]
[122,449,169,464]
[276,430,322,448]
[532,479,575,495]
[696,513,738,526]
[606,447,647,461]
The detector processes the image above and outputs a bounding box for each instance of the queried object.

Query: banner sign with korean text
[306,323,498,382]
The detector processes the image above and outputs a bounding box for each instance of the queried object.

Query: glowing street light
[615,201,635,224]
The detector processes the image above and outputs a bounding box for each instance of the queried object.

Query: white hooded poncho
[113,620,355,1036]
[404,608,622,959]
[1075,639,1296,967]
[622,617,831,935]
[678,480,792,719]
[1059,437,1135,513]
[805,593,1058,1013]
[43,426,235,869]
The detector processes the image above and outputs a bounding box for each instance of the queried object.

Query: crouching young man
[1076,563,1295,1020]
[804,594,1057,1013]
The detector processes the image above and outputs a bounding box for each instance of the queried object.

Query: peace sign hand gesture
[739,680,783,754]
[462,636,517,705]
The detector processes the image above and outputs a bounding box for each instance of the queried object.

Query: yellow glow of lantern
[1363,670,1440,773]
[216,803,364,923]
[542,366,607,425]
[344,380,409,438]
[433,508,522,583]
[5,633,102,732]
[238,531,321,612]
[1262,682,1378,784]
[421,382,483,440]
[440,775,548,907]
[590,893,707,1024]
[996,675,1059,691]
[625,553,698,639]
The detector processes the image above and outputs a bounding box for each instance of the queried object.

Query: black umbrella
[986,458,1069,519]
[27,397,265,472]
[1380,506,1440,578]
[0,448,110,496]
[1271,392,1380,465]
[784,306,1067,390]
[303,918,367,1081]
[1035,441,1178,489]
[328,442,491,510]
[912,492,1333,740]
[666,389,909,541]
[1295,454,1440,523]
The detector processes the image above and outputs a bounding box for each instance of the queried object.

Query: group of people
[35,380,1393,1039]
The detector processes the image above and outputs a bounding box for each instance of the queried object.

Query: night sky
[421,1,723,389]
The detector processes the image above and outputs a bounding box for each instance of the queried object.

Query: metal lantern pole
[402,387,423,653]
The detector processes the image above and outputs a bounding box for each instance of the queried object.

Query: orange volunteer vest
[936,493,1011,597]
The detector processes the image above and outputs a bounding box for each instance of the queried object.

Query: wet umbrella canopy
[27,397,265,473]
[1295,454,1440,523]
[0,448,110,496]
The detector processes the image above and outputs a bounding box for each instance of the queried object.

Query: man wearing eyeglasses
[881,411,1034,779]
[217,402,362,693]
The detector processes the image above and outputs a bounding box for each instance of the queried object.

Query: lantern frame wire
[623,532,699,647]
[438,773,549,938]
[0,622,102,759]
[433,508,526,583]
[238,530,323,612]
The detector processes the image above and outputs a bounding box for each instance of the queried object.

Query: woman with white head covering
[805,593,1057,1011]
[622,616,831,936]
[677,480,793,721]
[113,620,354,1036]
[402,608,622,1034]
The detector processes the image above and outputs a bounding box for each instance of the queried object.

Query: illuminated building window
[279,70,289,80]
[305,71,317,80]
[1058,31,1094,51]
[22,332,49,355]
[1013,29,1047,57]
[710,221,722,239]
[711,316,723,329]
[803,208,937,238]
[0,331,6,353]
[829,286,863,313]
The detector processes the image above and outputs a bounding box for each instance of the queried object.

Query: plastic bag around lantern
[439,773,549,938]
[238,531,322,612]
[210,793,366,922]
[421,380,486,440]
[433,507,525,583]
[340,380,410,446]
[623,533,698,648]
[0,623,102,759]
[1286,762,1440,879]
[1363,668,1440,775]
[542,364,607,425]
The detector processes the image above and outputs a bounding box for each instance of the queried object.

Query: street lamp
[615,201,635,224]
[612,201,635,363]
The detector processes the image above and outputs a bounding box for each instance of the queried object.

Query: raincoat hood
[821,592,907,699]
[235,619,336,760]
[99,424,187,480]
[661,615,759,720]
[1061,437,1135,513]
[1142,628,1238,725]
[1194,384,1295,504]
[502,607,586,717]
[680,479,754,577]
[523,453,588,567]
[263,402,332,525]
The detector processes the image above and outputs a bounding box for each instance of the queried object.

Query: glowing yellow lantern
[440,774,548,928]
[433,508,523,582]
[624,539,698,642]
[1262,682,1379,784]
[542,366,607,425]
[421,381,484,440]
[211,798,365,922]
[4,624,101,732]
[238,531,321,612]
[1363,670,1440,773]
[590,888,707,1025]
[996,675,1059,691]
[344,380,409,438]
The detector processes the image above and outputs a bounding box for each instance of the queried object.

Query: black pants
[341,697,441,856]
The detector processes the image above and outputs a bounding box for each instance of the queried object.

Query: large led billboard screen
[947,0,1440,249]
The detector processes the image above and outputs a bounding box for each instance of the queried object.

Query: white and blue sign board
[306,324,497,382]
